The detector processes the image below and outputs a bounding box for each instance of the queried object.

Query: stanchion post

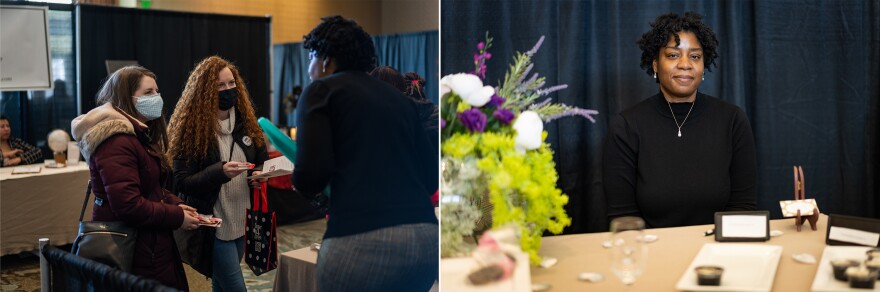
[39,238,50,292]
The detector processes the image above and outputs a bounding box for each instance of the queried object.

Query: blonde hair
[167,56,264,160]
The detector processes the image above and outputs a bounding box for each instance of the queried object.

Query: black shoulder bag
[70,181,139,272]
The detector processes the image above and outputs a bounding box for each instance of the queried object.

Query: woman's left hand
[249,171,267,188]
[5,157,22,166]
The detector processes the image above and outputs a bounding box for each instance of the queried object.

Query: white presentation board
[0,5,53,91]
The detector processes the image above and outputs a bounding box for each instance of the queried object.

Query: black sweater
[602,92,757,228]
[293,71,437,239]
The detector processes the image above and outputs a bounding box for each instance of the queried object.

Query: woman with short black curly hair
[637,12,719,81]
[294,16,438,291]
[603,12,758,228]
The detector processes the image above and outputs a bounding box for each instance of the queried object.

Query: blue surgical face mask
[134,93,163,120]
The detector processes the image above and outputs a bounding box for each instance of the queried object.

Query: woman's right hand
[179,210,200,231]
[5,157,22,166]
[2,149,22,159]
[222,161,249,178]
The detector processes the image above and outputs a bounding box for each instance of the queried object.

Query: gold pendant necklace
[666,99,695,137]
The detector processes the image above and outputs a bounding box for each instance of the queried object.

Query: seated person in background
[0,116,43,167]
[602,12,757,228]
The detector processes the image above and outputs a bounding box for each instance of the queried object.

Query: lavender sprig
[531,98,552,108]
[519,73,540,92]
[525,35,545,57]
[514,63,534,86]
[537,84,568,96]
[545,107,599,123]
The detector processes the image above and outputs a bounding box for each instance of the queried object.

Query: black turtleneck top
[602,92,758,228]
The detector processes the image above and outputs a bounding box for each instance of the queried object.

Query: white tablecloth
[1,162,91,255]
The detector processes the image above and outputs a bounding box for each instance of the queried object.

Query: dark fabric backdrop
[442,0,880,233]
[273,31,439,126]
[78,4,271,118]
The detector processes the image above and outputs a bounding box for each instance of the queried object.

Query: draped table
[273,208,442,292]
[531,214,832,291]
[274,245,441,292]
[273,246,319,292]
[0,162,91,255]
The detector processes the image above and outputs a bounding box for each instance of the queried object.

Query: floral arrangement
[440,33,598,264]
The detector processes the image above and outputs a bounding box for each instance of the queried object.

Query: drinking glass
[609,216,647,286]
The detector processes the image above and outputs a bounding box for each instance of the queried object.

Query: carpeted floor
[0,218,326,292]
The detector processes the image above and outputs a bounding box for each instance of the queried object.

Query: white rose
[446,73,481,99]
[439,75,451,97]
[513,111,544,152]
[444,73,493,107]
[465,85,494,107]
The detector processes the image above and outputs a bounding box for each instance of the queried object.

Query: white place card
[778,199,819,217]
[721,215,768,238]
[67,141,80,165]
[247,156,294,179]
[11,166,41,174]
[828,226,880,247]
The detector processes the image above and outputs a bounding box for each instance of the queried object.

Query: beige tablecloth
[274,247,318,292]
[274,246,441,292]
[532,214,831,291]
[1,162,91,255]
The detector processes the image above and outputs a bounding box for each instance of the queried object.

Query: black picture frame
[714,211,770,242]
[825,214,880,247]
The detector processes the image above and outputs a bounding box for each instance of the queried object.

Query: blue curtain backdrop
[273,30,439,126]
[442,0,880,233]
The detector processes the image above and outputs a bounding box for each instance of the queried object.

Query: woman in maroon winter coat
[71,66,200,290]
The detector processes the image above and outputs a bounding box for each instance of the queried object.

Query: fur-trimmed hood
[71,103,144,160]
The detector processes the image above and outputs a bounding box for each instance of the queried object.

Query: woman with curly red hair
[168,56,268,291]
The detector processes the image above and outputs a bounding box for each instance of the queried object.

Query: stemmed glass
[609,216,647,286]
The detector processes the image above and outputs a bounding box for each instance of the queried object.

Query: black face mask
[218,88,238,110]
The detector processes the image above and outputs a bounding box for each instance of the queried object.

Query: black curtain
[442,0,880,233]
[78,4,271,118]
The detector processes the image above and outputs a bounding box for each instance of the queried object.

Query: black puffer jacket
[171,110,268,277]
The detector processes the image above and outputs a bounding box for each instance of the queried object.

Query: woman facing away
[294,16,438,291]
[603,12,758,228]
[167,56,268,292]
[71,66,199,290]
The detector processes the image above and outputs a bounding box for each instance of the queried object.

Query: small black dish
[695,266,724,286]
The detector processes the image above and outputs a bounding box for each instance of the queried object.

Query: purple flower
[488,94,505,107]
[458,108,487,133]
[493,108,515,125]
[477,42,485,50]
[441,118,446,129]
[484,52,492,59]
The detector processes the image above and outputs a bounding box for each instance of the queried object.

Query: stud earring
[653,72,657,79]
[702,75,704,81]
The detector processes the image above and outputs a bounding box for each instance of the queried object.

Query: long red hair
[167,56,264,160]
